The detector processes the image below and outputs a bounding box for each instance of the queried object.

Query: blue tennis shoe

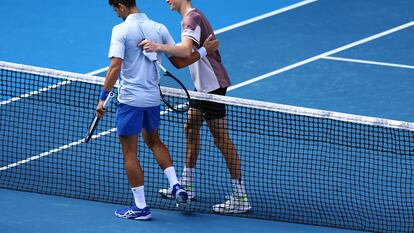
[172,183,189,204]
[114,205,151,220]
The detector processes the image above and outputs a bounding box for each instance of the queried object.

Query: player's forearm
[157,44,192,58]
[103,64,120,91]
[169,52,201,69]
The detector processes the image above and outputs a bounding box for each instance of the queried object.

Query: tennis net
[1,61,413,233]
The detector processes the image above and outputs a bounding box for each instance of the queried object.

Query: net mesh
[1,61,413,233]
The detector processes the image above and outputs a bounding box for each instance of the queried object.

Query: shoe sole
[134,214,152,220]
[212,206,252,214]
[115,213,152,220]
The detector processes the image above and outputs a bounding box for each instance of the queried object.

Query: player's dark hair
[108,0,136,8]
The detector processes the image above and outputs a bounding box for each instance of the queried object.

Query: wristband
[197,47,207,59]
[100,89,110,101]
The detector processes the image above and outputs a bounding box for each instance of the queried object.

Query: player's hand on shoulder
[203,34,219,55]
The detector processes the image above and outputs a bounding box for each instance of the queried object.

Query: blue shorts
[116,103,160,136]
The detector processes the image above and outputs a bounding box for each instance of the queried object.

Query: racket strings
[159,74,190,112]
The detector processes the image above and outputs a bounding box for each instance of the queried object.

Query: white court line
[0,0,318,171]
[0,67,107,106]
[214,0,318,34]
[0,129,117,171]
[0,105,173,171]
[2,19,413,172]
[3,21,412,171]
[322,56,414,69]
[1,0,316,105]
[86,67,109,76]
[228,21,414,91]
[0,80,72,106]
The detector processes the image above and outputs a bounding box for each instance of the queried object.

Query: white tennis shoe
[212,193,252,214]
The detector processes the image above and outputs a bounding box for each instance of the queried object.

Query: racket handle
[103,92,114,109]
[156,60,168,73]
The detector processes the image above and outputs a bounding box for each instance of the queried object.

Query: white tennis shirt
[108,13,175,107]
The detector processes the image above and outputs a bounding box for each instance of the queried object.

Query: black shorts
[190,87,227,120]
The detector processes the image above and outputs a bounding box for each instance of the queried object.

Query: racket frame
[155,61,191,113]
[84,92,114,143]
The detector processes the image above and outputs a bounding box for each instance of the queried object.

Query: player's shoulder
[148,19,169,34]
[112,22,126,33]
[183,8,204,25]
[185,8,204,18]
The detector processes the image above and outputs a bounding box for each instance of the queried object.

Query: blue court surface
[1,0,413,233]
[1,188,363,233]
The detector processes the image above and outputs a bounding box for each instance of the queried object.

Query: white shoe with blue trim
[114,205,151,220]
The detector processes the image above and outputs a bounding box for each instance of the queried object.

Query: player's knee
[124,157,139,171]
[185,122,200,136]
[213,135,231,150]
[144,139,157,149]
[143,134,161,149]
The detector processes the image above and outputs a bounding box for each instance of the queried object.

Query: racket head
[159,71,191,113]
[84,116,100,143]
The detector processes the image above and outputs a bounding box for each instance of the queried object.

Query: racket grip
[103,92,114,109]
[156,61,168,73]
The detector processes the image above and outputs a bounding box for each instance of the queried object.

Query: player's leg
[207,118,240,180]
[207,117,251,214]
[114,104,151,220]
[182,108,203,183]
[120,134,144,188]
[142,106,188,204]
[158,107,203,200]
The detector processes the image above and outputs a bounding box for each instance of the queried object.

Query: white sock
[164,166,179,188]
[181,166,195,186]
[131,186,146,209]
[232,179,246,196]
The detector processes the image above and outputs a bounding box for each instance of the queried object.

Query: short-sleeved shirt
[109,13,175,107]
[181,9,231,93]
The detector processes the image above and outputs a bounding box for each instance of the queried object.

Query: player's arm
[140,35,193,58]
[96,57,122,118]
[162,36,195,58]
[169,35,218,69]
[139,35,218,69]
[168,53,200,69]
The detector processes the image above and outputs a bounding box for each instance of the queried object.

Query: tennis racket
[84,92,115,143]
[154,60,191,113]
[137,20,190,113]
